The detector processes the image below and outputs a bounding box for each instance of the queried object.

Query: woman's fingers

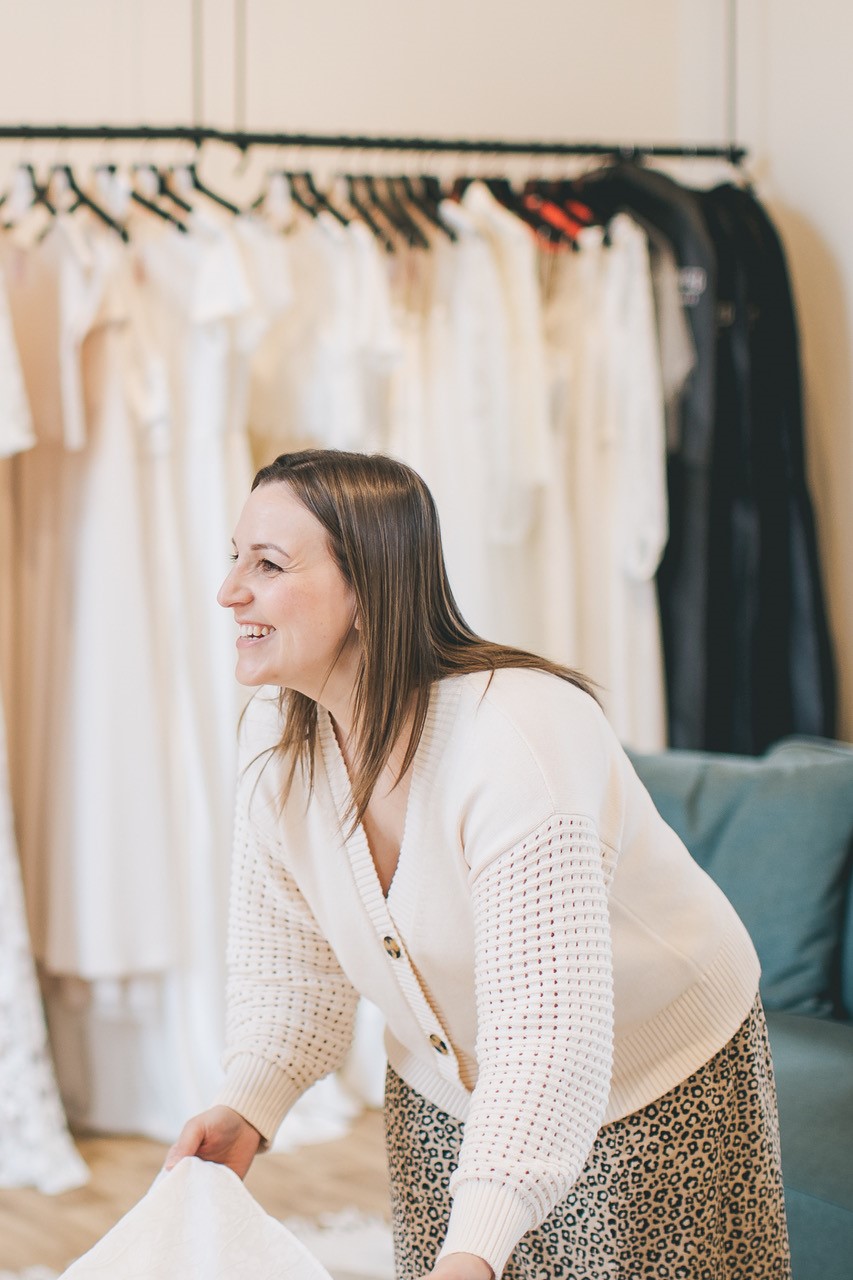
[164,1116,207,1170]
[163,1107,262,1176]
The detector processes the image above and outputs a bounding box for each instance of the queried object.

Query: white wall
[0,0,850,738]
[0,0,684,138]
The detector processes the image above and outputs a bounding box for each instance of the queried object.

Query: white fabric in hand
[58,1156,333,1280]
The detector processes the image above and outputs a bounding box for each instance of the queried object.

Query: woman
[167,449,790,1280]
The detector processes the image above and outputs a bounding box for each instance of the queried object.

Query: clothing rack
[0,123,747,164]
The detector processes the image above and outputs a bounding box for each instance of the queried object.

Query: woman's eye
[226,552,281,573]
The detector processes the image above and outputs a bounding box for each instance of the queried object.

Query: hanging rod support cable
[0,124,747,163]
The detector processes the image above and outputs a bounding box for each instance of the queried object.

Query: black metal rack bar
[0,123,747,163]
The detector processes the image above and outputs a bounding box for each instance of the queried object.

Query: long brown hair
[250,449,596,826]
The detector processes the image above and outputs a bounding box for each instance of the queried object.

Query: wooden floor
[0,1109,390,1273]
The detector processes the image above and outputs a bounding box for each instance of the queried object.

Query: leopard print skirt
[384,997,791,1279]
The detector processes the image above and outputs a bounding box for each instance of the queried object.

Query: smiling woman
[219,483,361,705]
[167,449,790,1280]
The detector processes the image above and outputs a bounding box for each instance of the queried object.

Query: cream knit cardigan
[216,669,759,1277]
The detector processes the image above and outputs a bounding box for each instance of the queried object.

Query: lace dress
[0,697,88,1192]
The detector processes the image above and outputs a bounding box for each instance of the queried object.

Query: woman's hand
[164,1105,263,1179]
[423,1254,494,1280]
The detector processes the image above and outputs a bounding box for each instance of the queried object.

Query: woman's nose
[217,565,251,610]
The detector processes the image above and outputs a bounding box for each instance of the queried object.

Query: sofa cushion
[766,1011,853,1280]
[629,738,853,1017]
[765,738,853,1021]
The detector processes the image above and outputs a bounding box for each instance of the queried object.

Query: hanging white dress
[553,216,668,750]
[311,212,373,452]
[27,222,217,1141]
[249,210,400,467]
[0,216,111,958]
[40,229,174,979]
[461,183,551,527]
[135,210,253,866]
[0,259,86,1195]
[537,246,580,666]
[248,213,340,466]
[458,183,557,653]
[347,218,401,452]
[386,203,511,640]
[229,214,293,505]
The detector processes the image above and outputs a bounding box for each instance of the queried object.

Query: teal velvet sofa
[630,736,853,1280]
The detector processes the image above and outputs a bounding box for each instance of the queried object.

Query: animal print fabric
[384,997,791,1279]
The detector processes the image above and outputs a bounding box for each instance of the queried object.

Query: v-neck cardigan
[216,670,759,1277]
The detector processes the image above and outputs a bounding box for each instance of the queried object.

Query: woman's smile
[236,622,276,647]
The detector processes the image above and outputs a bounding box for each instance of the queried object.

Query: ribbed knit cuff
[213,1053,304,1145]
[437,1180,537,1279]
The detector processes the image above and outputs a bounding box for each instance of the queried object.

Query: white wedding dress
[0,696,88,1193]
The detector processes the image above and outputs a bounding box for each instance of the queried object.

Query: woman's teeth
[239,625,275,638]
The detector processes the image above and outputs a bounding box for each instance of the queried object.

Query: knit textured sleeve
[213,783,360,1142]
[438,813,614,1277]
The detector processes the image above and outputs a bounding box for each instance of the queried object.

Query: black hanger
[348,175,403,247]
[344,175,395,252]
[397,175,457,243]
[26,163,58,216]
[295,172,350,226]
[373,176,429,249]
[181,162,241,215]
[159,169,194,214]
[129,187,189,233]
[385,176,431,249]
[131,165,192,215]
[353,176,402,246]
[422,175,448,210]
[276,171,320,220]
[2,164,56,229]
[53,164,130,242]
[29,164,57,215]
[95,162,186,233]
[126,164,190,232]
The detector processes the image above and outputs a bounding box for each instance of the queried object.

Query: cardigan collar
[315,675,466,926]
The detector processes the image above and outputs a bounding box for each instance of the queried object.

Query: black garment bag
[700,185,836,751]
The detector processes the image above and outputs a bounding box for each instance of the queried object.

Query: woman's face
[218,482,359,697]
